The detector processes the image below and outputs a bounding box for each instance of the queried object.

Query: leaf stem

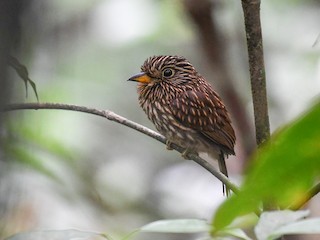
[290,182,320,210]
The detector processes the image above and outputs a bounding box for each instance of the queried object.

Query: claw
[181,149,198,159]
[181,149,190,159]
[166,140,173,150]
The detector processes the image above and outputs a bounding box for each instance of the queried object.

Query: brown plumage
[128,55,235,194]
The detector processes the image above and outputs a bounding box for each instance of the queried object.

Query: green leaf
[5,229,111,240]
[18,125,76,165]
[8,55,39,101]
[140,219,210,233]
[254,210,309,240]
[228,213,259,230]
[217,228,252,240]
[5,143,61,182]
[213,101,320,229]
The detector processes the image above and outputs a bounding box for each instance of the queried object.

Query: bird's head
[128,55,198,88]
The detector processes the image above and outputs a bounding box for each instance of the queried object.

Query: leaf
[18,125,76,165]
[270,218,320,239]
[140,219,210,233]
[218,228,252,240]
[5,143,61,182]
[228,213,259,229]
[254,210,309,240]
[5,229,111,240]
[213,101,320,229]
[139,219,252,239]
[7,55,39,101]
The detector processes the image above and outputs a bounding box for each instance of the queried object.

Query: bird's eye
[162,68,174,78]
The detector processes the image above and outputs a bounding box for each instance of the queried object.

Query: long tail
[218,151,230,196]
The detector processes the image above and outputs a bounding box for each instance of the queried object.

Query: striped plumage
[129,55,235,194]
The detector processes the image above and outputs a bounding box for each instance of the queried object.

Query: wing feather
[170,90,235,154]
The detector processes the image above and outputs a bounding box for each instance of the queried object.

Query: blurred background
[0,0,319,239]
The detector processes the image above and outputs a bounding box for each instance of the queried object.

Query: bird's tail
[218,152,230,196]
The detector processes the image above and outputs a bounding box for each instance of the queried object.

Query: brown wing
[170,90,235,154]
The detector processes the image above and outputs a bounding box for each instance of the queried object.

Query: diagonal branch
[289,182,320,210]
[2,102,240,194]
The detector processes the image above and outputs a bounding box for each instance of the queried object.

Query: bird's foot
[166,140,174,150]
[181,148,197,160]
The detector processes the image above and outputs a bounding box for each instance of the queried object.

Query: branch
[2,102,240,194]
[289,182,320,210]
[241,0,270,146]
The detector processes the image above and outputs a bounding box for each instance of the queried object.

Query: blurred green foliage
[4,120,77,183]
[213,100,320,229]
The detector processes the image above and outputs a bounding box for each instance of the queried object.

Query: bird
[128,55,235,195]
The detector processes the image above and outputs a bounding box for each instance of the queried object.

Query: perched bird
[128,55,235,194]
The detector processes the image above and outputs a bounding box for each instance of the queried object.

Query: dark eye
[162,68,174,78]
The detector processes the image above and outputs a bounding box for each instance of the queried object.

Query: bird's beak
[128,72,152,84]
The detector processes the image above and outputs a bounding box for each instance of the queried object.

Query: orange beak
[128,72,152,84]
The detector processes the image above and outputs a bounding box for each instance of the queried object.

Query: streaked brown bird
[128,55,235,194]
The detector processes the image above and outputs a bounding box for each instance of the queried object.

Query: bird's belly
[141,100,219,155]
[148,105,199,149]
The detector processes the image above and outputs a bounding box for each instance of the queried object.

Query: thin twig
[2,102,240,194]
[241,0,270,146]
